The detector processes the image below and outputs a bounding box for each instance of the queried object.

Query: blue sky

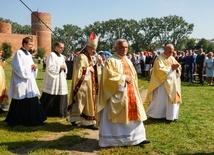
[1,0,214,39]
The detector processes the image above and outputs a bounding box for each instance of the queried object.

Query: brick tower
[31,11,52,54]
[0,22,12,34]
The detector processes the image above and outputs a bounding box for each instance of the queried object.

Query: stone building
[0,11,51,55]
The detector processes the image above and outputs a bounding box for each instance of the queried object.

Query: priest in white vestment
[96,39,150,147]
[5,36,46,126]
[145,44,182,122]
[40,42,68,117]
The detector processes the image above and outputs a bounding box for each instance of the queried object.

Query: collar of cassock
[20,47,29,55]
[53,50,61,57]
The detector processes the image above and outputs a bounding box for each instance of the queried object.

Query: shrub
[1,42,12,59]
[36,47,46,59]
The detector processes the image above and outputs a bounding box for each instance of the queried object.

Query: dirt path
[61,88,148,155]
[14,88,148,155]
[67,129,100,155]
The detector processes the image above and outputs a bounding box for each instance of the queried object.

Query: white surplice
[9,49,40,99]
[42,52,68,95]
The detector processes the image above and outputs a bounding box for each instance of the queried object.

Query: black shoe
[71,122,78,126]
[0,108,4,113]
[140,140,151,144]
[87,124,99,130]
[166,119,178,124]
[136,140,151,146]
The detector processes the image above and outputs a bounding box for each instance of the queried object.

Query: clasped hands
[1,61,6,67]
[31,64,38,70]
[89,62,95,73]
[171,63,180,70]
[96,55,103,66]
[126,75,132,84]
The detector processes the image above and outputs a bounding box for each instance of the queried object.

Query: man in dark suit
[140,52,146,77]
[196,48,206,84]
[185,50,195,83]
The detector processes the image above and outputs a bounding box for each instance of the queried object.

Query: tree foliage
[36,47,46,59]
[185,38,197,50]
[1,42,12,59]
[52,24,83,55]
[4,15,214,53]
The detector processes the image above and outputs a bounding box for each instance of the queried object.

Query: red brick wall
[0,33,37,55]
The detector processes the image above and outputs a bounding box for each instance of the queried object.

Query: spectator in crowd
[96,39,150,147]
[140,51,146,77]
[40,42,68,117]
[205,52,214,85]
[172,50,179,60]
[144,51,152,78]
[42,55,47,71]
[67,32,102,130]
[185,50,195,83]
[5,36,46,126]
[145,44,182,122]
[0,48,9,111]
[178,51,186,81]
[192,50,197,74]
[131,53,137,68]
[196,48,206,84]
[135,54,142,74]
[151,51,158,68]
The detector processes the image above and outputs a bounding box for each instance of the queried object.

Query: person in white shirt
[5,36,47,126]
[40,42,68,117]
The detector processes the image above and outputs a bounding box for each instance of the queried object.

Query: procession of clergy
[0,33,181,148]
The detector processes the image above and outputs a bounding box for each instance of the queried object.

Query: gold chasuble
[96,54,147,124]
[145,53,182,104]
[0,65,9,108]
[166,57,181,103]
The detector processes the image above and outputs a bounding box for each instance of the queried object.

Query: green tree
[138,17,160,51]
[156,15,194,50]
[12,22,31,34]
[185,38,197,50]
[52,24,83,55]
[0,18,11,23]
[84,18,138,53]
[36,47,46,59]
[1,42,12,59]
[196,38,209,53]
[207,43,214,52]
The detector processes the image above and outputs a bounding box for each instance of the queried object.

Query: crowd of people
[176,48,214,85]
[128,51,158,78]
[127,48,214,85]
[0,33,213,148]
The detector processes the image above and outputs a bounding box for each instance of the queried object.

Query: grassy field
[0,59,214,155]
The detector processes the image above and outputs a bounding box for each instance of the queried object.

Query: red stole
[121,58,138,121]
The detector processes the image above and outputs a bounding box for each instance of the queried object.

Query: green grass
[0,59,214,155]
